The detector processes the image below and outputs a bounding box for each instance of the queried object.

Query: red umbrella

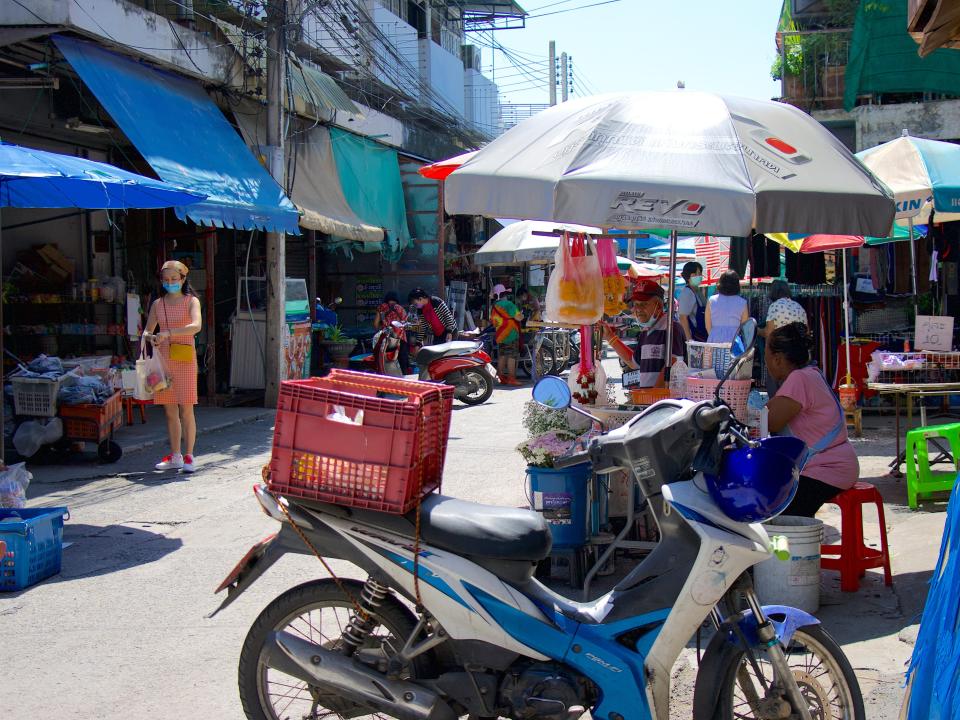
[418,150,477,180]
[797,234,865,253]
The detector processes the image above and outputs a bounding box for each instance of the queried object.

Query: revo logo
[610,192,706,217]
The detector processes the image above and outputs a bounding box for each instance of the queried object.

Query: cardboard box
[35,244,75,278]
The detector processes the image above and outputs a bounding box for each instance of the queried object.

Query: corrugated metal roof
[288,57,362,120]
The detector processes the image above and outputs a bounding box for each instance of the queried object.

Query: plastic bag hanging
[544,232,604,325]
[596,236,627,316]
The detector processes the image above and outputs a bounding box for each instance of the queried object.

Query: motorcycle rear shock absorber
[341,577,391,653]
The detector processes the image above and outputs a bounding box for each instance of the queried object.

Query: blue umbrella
[0,142,204,209]
[0,142,206,461]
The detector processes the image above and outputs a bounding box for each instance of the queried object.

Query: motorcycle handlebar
[694,404,731,433]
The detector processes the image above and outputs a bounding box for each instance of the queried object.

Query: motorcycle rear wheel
[713,624,864,720]
[458,367,494,405]
[238,579,421,720]
[518,343,555,378]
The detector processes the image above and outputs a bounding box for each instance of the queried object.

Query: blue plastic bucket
[527,464,592,548]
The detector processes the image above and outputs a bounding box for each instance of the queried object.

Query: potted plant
[319,325,356,369]
[516,400,592,549]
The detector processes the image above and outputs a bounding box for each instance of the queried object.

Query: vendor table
[866,382,960,476]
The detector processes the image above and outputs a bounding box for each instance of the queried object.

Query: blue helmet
[705,436,806,523]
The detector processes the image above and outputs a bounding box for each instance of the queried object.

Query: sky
[477,0,783,105]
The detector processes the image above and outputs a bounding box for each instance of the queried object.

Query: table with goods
[866,350,960,476]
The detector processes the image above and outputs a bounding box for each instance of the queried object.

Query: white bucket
[754,515,823,613]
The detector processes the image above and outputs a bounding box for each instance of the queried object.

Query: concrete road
[1,365,937,719]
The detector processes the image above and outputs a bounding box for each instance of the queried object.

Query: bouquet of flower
[516,429,579,468]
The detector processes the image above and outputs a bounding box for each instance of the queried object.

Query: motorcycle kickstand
[743,590,814,720]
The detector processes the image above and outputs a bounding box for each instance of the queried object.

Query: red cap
[629,279,665,302]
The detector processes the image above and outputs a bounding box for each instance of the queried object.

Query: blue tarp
[328,128,411,259]
[55,35,299,235]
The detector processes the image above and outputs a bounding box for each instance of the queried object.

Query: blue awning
[55,35,299,235]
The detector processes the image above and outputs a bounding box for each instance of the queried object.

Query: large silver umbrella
[445,91,896,365]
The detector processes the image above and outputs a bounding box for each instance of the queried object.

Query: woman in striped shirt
[408,288,457,345]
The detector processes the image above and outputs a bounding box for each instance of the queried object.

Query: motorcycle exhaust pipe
[264,631,457,720]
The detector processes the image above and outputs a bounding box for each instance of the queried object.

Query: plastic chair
[123,395,151,426]
[820,482,892,592]
[905,422,960,509]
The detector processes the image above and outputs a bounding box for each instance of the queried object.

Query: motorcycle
[412,338,495,406]
[214,318,864,720]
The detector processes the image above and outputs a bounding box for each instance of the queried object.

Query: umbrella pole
[0,213,4,464]
[843,248,853,387]
[909,217,919,321]
[664,229,678,381]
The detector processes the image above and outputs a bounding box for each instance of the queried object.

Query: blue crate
[0,506,69,591]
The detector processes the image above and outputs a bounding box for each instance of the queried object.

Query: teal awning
[329,128,412,257]
[55,35,300,234]
[844,0,960,111]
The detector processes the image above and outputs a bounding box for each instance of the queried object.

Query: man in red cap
[604,279,685,387]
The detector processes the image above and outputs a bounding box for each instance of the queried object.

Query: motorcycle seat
[415,495,552,562]
[417,341,481,364]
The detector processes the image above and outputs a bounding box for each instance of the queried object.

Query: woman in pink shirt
[765,322,859,517]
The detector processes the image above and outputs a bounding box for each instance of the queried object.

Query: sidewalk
[27,404,274,484]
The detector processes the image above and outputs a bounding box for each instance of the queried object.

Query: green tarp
[844,0,960,111]
[329,128,412,260]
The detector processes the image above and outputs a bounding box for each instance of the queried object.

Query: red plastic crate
[59,391,123,442]
[268,369,454,514]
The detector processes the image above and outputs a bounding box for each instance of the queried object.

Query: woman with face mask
[677,261,707,343]
[143,260,203,473]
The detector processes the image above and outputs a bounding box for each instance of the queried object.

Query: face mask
[163,282,182,294]
[689,275,703,287]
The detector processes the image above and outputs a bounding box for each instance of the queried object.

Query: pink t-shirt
[776,366,859,489]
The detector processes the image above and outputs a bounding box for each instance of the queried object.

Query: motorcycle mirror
[716,318,758,398]
[532,376,572,410]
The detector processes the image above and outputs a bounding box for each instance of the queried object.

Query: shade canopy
[765,233,865,254]
[474,220,600,266]
[0,142,205,210]
[443,91,895,237]
[55,35,299,234]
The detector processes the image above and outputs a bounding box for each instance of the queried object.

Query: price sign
[915,315,954,352]
[622,369,644,388]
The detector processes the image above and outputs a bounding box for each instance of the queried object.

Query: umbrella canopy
[419,150,479,181]
[856,133,960,221]
[0,142,205,209]
[444,91,895,237]
[616,256,671,277]
[474,219,601,266]
[766,233,866,254]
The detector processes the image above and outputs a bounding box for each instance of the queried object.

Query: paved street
[1,362,942,719]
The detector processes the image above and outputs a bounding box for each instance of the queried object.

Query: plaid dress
[152,296,198,406]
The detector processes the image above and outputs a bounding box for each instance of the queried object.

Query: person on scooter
[374,291,410,374]
[490,283,523,386]
[765,321,859,517]
[604,279,684,388]
[408,288,456,346]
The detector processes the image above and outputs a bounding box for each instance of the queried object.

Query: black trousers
[781,475,843,518]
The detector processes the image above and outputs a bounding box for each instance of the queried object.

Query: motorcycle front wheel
[458,367,494,405]
[713,624,864,720]
[238,579,421,720]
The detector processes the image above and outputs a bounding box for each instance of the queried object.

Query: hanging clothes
[729,236,749,276]
[749,233,781,278]
[785,250,826,284]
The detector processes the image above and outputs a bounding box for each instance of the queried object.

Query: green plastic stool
[905,422,960,509]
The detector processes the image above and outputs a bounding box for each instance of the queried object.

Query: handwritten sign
[622,369,644,388]
[915,315,955,352]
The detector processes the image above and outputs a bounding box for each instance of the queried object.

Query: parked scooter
[215,318,864,720]
[358,321,495,405]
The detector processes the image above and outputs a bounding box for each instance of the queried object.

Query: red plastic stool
[123,395,151,426]
[820,481,893,592]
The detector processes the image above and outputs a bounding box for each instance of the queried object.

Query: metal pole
[264,0,288,407]
[0,215,4,463]
[843,248,853,386]
[664,229,678,381]
[908,216,919,322]
[560,53,568,102]
[548,41,557,106]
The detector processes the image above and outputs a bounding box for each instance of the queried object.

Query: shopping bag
[138,338,173,396]
[134,340,152,401]
[545,233,604,325]
[596,236,626,316]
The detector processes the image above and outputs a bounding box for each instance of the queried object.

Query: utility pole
[560,52,568,102]
[548,41,556,106]
[265,0,288,407]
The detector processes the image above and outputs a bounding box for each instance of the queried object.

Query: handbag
[161,298,195,362]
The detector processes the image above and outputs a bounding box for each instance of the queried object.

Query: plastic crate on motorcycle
[267,369,454,514]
